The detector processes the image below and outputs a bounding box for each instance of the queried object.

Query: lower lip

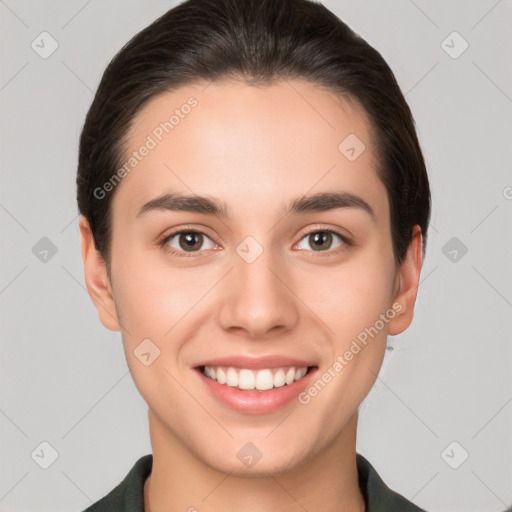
[196,368,316,414]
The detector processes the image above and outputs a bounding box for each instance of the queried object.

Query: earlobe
[387,225,423,336]
[79,216,121,332]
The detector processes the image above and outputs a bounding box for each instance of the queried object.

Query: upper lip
[194,355,316,369]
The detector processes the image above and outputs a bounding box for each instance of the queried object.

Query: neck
[144,411,365,512]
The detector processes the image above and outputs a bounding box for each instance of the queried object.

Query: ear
[79,215,121,331]
[387,224,423,335]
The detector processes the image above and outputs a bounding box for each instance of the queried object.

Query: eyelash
[159,225,352,258]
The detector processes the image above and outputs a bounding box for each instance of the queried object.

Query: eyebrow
[137,191,376,221]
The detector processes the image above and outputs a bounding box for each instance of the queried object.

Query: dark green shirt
[82,453,427,511]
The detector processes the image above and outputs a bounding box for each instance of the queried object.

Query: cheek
[110,259,202,409]
[310,252,395,344]
[111,244,209,334]
[118,284,202,363]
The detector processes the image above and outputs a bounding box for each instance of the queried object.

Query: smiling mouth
[199,365,315,391]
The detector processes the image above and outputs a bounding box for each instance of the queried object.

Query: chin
[204,449,305,478]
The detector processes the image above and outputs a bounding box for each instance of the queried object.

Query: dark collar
[83,453,426,511]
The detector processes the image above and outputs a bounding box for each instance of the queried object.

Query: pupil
[181,233,202,250]
[311,232,331,251]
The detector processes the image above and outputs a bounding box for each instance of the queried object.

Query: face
[81,79,422,476]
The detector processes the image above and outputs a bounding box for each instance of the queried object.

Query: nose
[217,243,300,340]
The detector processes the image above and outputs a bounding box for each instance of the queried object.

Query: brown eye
[163,230,217,254]
[296,230,347,253]
[178,232,203,251]
[308,231,333,251]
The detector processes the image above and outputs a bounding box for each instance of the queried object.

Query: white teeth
[273,369,285,388]
[285,368,295,385]
[255,369,274,391]
[202,365,310,390]
[294,367,307,381]
[238,369,255,390]
[217,367,226,384]
[226,367,238,387]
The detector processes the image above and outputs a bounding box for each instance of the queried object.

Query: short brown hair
[77,0,431,267]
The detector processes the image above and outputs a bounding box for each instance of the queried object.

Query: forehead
[112,79,388,223]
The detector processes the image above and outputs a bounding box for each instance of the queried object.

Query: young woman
[77,0,431,510]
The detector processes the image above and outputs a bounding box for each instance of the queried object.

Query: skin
[79,79,423,512]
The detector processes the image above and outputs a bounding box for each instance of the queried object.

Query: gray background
[1,1,511,511]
